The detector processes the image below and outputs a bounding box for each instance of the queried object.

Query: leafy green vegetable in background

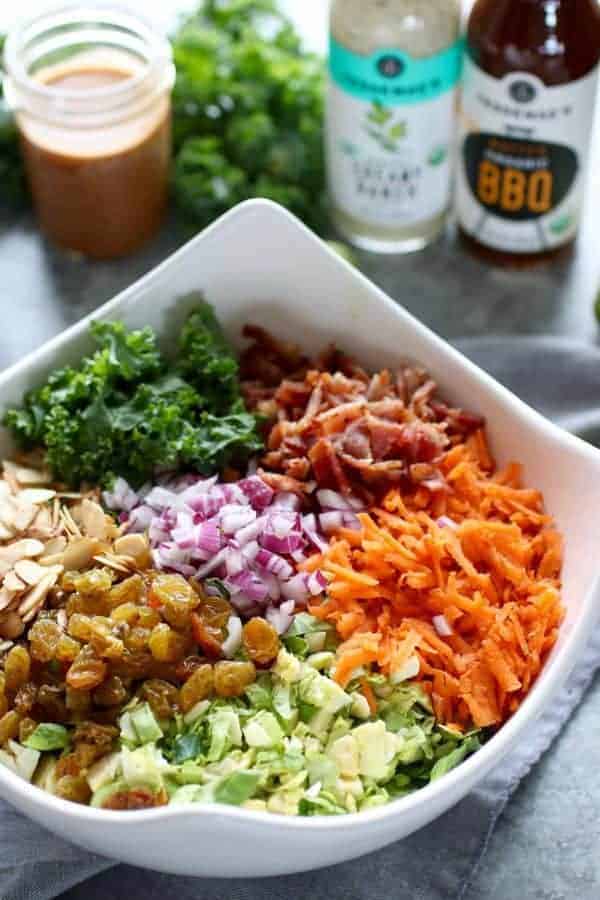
[4,297,263,487]
[0,35,28,208]
[170,0,327,234]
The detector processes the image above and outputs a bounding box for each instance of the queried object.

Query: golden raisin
[28,619,62,663]
[142,679,180,719]
[124,626,151,653]
[56,634,81,663]
[18,717,37,743]
[111,650,154,680]
[13,683,37,716]
[137,607,160,629]
[55,775,92,805]
[64,569,113,596]
[213,661,256,698]
[179,665,214,712]
[0,693,7,719]
[106,574,144,610]
[175,655,206,682]
[0,711,21,745]
[148,624,187,663]
[68,613,93,642]
[37,684,68,721]
[66,647,107,691]
[149,574,199,629]
[242,618,280,665]
[55,753,81,778]
[66,686,91,713]
[110,602,139,625]
[190,613,223,659]
[73,742,103,768]
[4,645,31,692]
[93,676,127,708]
[197,594,232,630]
[72,721,118,752]
[102,786,168,810]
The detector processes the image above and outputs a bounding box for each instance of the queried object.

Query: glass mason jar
[3,5,175,259]
[327,0,462,253]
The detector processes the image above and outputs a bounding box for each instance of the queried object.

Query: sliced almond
[0,538,45,564]
[12,502,37,533]
[113,533,149,561]
[93,553,131,573]
[17,567,62,616]
[0,640,14,655]
[60,506,82,538]
[43,536,67,556]
[18,488,56,505]
[15,465,51,485]
[29,505,54,537]
[14,559,47,586]
[0,588,16,612]
[39,553,67,567]
[3,571,25,593]
[0,479,12,500]
[56,609,68,631]
[79,499,112,541]
[0,521,15,542]
[62,536,98,571]
[0,498,16,530]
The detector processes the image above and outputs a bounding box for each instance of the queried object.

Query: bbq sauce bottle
[456,0,600,265]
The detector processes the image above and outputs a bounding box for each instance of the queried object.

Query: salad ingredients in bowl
[0,299,563,815]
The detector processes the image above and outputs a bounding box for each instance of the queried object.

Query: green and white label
[326,40,463,228]
[330,39,463,105]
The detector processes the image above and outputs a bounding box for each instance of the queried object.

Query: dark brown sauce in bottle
[457,0,600,266]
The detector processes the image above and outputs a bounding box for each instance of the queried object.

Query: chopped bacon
[241,327,484,500]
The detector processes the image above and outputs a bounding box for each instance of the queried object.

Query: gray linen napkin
[0,337,598,900]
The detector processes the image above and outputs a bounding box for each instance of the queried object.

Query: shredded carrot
[305,434,564,730]
[360,678,378,715]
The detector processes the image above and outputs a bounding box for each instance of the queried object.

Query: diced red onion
[437,516,458,530]
[255,548,294,580]
[272,492,301,511]
[235,517,265,547]
[126,505,154,533]
[220,505,256,535]
[238,476,274,511]
[195,547,229,579]
[222,616,243,658]
[433,614,453,637]
[241,540,260,562]
[316,489,354,511]
[227,570,269,603]
[341,512,361,531]
[102,477,139,513]
[319,511,345,534]
[195,521,223,555]
[281,573,310,607]
[307,571,327,596]
[266,599,295,635]
[115,471,330,627]
[145,486,180,511]
[225,550,245,577]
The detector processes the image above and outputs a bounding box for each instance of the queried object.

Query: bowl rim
[0,198,598,834]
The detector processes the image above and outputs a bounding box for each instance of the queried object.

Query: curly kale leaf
[171,0,326,234]
[3,303,262,487]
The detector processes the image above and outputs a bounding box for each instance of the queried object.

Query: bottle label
[456,58,599,253]
[326,38,463,228]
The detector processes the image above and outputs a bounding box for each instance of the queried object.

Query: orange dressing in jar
[4,10,174,259]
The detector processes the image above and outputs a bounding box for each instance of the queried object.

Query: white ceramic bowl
[0,200,598,877]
